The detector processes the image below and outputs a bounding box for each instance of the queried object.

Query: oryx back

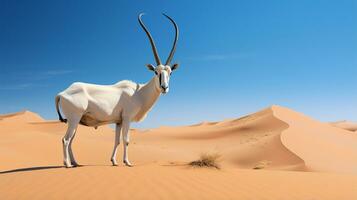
[58,81,138,127]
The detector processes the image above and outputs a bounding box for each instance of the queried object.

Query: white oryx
[55,13,179,168]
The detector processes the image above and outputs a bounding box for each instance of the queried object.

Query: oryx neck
[136,76,161,106]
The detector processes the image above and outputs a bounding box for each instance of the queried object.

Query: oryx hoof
[111,159,118,166]
[65,164,74,168]
[123,160,133,167]
[64,161,74,168]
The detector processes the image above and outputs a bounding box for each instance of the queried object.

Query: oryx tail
[55,95,67,123]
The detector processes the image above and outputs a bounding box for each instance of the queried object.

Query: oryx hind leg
[68,129,79,166]
[62,117,81,168]
[59,95,87,168]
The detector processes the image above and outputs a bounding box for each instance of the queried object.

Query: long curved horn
[163,13,179,66]
[138,13,161,65]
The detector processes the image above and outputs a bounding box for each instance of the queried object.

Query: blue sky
[0,0,356,128]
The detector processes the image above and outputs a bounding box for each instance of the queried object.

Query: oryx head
[139,13,179,94]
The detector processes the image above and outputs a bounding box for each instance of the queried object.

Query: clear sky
[0,0,356,128]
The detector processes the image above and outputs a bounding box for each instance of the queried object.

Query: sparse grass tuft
[189,153,221,169]
[253,160,271,170]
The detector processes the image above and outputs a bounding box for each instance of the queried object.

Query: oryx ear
[171,63,179,71]
[146,64,156,71]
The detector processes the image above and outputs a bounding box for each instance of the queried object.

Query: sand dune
[330,120,357,132]
[0,110,44,122]
[0,106,356,199]
[274,106,357,173]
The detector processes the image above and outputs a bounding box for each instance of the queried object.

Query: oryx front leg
[122,118,133,167]
[62,118,80,168]
[111,123,121,166]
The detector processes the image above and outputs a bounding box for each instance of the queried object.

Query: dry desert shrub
[253,160,272,169]
[189,153,221,169]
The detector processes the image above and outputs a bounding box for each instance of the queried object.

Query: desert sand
[0,105,356,199]
[330,120,357,132]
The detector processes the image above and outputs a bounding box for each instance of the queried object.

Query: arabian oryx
[55,13,179,168]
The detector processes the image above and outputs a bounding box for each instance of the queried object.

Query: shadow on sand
[0,164,121,174]
[0,166,65,174]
